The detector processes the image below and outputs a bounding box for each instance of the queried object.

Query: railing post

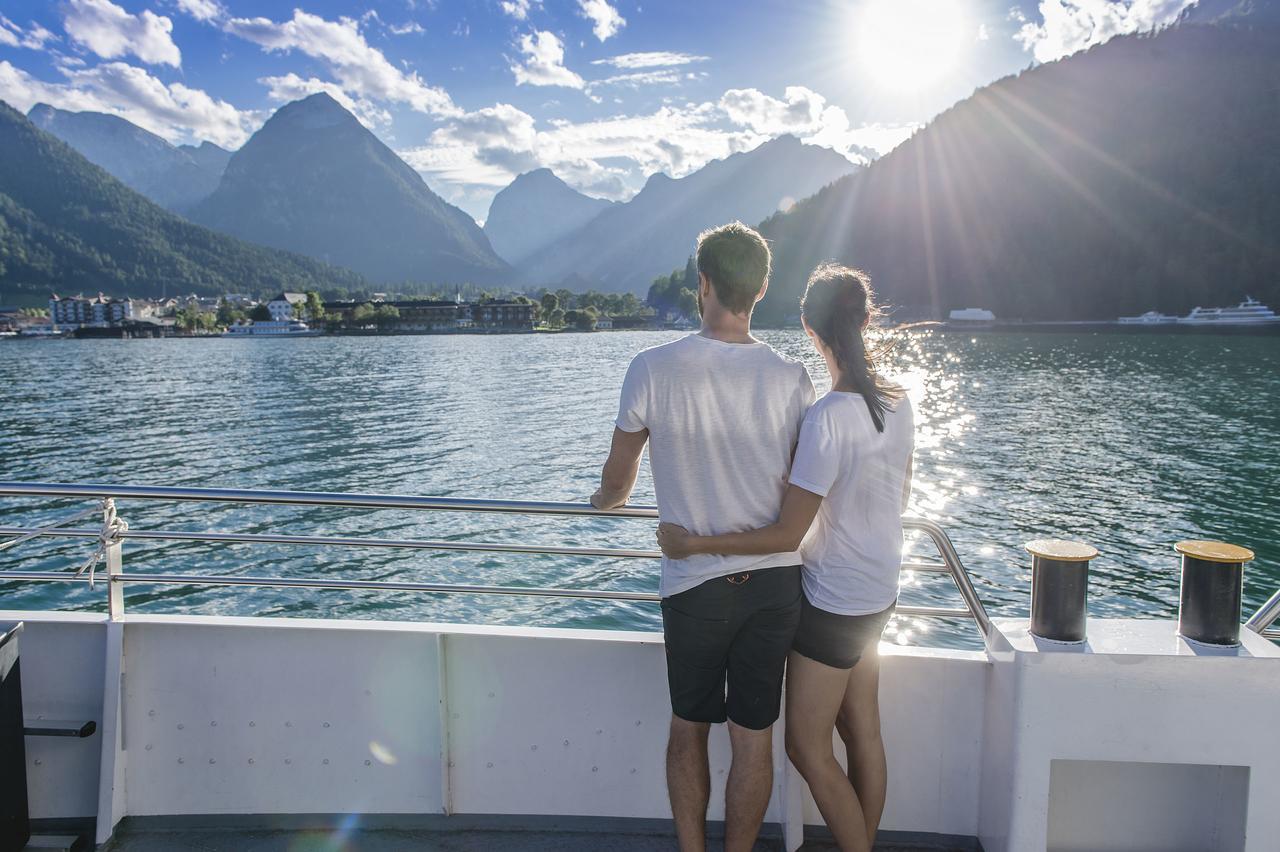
[103,498,125,621]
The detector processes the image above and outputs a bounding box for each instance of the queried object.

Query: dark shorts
[792,595,896,670]
[660,565,802,730]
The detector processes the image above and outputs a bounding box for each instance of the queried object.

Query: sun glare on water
[854,0,970,92]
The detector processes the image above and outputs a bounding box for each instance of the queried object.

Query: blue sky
[0,0,1198,220]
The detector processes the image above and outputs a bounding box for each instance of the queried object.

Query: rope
[72,498,128,589]
[0,503,103,553]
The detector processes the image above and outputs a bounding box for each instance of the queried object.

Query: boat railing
[1245,587,1280,642]
[1,481,988,639]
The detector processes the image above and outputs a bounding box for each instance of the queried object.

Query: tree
[540,291,559,317]
[574,305,599,331]
[677,288,699,320]
[304,291,325,321]
[548,307,565,328]
[249,303,271,321]
[373,304,400,327]
[351,303,376,326]
[216,298,245,327]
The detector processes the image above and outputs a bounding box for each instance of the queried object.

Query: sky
[0,0,1200,220]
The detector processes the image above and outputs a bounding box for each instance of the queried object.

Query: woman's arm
[656,485,823,559]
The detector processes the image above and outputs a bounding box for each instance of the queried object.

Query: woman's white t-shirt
[787,391,914,616]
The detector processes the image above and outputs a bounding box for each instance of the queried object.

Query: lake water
[1,330,1276,650]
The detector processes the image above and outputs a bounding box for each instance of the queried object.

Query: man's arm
[591,427,649,509]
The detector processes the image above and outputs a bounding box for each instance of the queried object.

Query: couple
[591,222,913,852]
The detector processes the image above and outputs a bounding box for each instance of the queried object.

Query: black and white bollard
[1175,540,1254,646]
[1026,540,1098,643]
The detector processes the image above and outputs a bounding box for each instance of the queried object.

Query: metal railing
[1244,587,1280,642]
[0,481,992,639]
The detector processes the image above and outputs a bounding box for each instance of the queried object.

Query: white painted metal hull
[9,609,1280,852]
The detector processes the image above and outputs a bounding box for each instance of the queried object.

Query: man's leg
[668,715,712,852]
[724,720,774,852]
[723,566,803,852]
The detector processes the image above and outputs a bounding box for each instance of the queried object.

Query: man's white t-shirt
[788,391,914,616]
[616,333,816,598]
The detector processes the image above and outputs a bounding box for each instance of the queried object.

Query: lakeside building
[49,293,134,329]
[323,298,536,333]
[267,292,308,321]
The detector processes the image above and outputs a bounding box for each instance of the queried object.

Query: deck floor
[101,825,975,851]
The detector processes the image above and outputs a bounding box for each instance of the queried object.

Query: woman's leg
[783,651,870,852]
[835,647,886,849]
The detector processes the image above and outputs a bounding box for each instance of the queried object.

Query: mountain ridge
[483,168,615,265]
[27,104,230,213]
[753,21,1280,321]
[190,92,510,285]
[0,99,364,299]
[518,134,858,293]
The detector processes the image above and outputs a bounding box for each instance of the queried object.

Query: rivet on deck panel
[145,744,152,751]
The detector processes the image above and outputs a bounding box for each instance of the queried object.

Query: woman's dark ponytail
[800,263,903,433]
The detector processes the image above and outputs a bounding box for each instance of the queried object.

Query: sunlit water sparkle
[1,330,1276,650]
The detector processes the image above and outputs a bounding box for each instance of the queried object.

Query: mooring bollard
[1026,539,1098,643]
[1175,540,1254,646]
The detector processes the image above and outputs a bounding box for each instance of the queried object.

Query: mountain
[753,21,1280,323]
[27,104,230,213]
[1180,0,1280,24]
[518,135,858,293]
[190,93,509,285]
[483,169,615,265]
[0,100,364,299]
[179,140,234,175]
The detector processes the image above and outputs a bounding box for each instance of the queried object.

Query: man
[591,221,815,852]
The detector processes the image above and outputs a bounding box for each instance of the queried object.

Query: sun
[855,0,971,92]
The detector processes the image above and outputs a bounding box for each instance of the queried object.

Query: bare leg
[784,651,870,852]
[667,716,712,852]
[724,720,775,852]
[836,648,887,848]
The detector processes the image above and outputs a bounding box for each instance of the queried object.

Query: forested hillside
[0,101,364,299]
[755,23,1280,322]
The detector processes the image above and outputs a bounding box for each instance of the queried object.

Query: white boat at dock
[1118,310,1178,324]
[222,319,321,337]
[946,308,996,328]
[1176,296,1280,326]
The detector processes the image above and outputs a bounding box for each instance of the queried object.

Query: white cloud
[388,20,425,35]
[1013,0,1194,62]
[0,59,259,148]
[719,86,904,163]
[224,9,459,116]
[511,30,584,89]
[585,68,701,98]
[63,0,182,67]
[591,51,709,69]
[577,0,625,41]
[173,0,226,23]
[0,16,57,50]
[500,0,537,20]
[977,23,990,40]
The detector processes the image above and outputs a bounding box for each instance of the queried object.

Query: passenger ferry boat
[0,481,1278,852]
[1176,296,1280,326]
[222,320,321,337]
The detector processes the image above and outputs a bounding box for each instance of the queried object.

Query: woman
[656,263,913,852]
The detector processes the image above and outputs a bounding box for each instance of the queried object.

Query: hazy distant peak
[272,92,358,130]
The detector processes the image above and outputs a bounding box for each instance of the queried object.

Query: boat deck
[97,820,977,851]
